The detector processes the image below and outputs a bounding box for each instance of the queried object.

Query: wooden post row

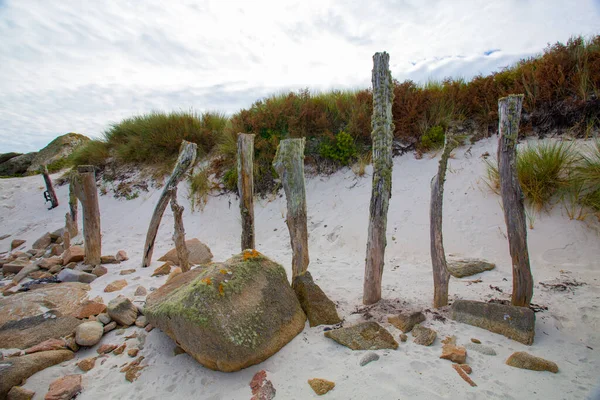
[238,133,255,251]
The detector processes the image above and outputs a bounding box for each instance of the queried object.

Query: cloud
[0,0,599,152]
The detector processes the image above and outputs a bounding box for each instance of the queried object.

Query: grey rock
[465,342,497,356]
[107,296,138,326]
[0,152,36,176]
[57,269,97,284]
[359,352,380,366]
[387,311,425,333]
[134,316,148,328]
[412,324,437,346]
[103,321,117,333]
[75,321,104,346]
[97,313,111,325]
[447,258,495,278]
[324,322,398,350]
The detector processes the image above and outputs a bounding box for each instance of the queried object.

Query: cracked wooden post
[273,138,309,280]
[498,94,533,307]
[40,165,59,209]
[430,132,459,308]
[363,52,394,305]
[66,181,79,237]
[72,165,101,265]
[141,140,197,267]
[169,187,190,272]
[237,133,255,251]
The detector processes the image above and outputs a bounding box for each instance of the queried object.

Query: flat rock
[119,269,136,276]
[44,374,82,400]
[412,324,437,346]
[324,322,398,350]
[359,352,380,366]
[103,321,117,333]
[440,336,467,363]
[62,246,85,265]
[37,257,63,270]
[7,386,35,400]
[0,311,84,349]
[0,350,74,399]
[451,300,535,345]
[100,255,119,264]
[73,300,106,319]
[506,352,558,373]
[97,313,111,325]
[308,378,335,396]
[24,338,67,354]
[151,262,171,277]
[57,269,96,284]
[3,258,31,274]
[134,286,147,296]
[77,357,96,372]
[10,240,25,251]
[107,296,138,326]
[32,233,52,250]
[387,311,425,333]
[135,316,148,328]
[75,321,104,346]
[447,258,496,278]
[91,265,107,277]
[97,343,118,354]
[292,271,341,327]
[465,342,497,356]
[104,279,127,293]
[157,238,213,266]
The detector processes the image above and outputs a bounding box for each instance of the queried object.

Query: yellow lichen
[218,283,225,295]
[219,269,228,274]
[243,249,261,260]
[201,277,212,285]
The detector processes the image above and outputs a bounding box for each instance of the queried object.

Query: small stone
[440,336,467,364]
[74,300,106,319]
[66,262,77,269]
[250,370,276,400]
[324,322,398,350]
[44,374,82,400]
[97,344,118,354]
[359,352,380,366]
[120,269,136,275]
[104,279,127,293]
[7,386,35,400]
[62,246,85,265]
[459,364,472,374]
[77,357,96,372]
[49,244,64,257]
[144,324,154,332]
[32,232,52,250]
[57,269,96,284]
[10,239,26,251]
[387,311,425,333]
[37,257,63,270]
[506,352,558,373]
[103,321,117,333]
[173,346,186,356]
[134,286,147,296]
[447,258,495,278]
[29,271,52,280]
[74,264,93,273]
[75,321,104,346]
[49,264,63,274]
[100,255,119,264]
[107,296,138,326]
[471,338,481,344]
[465,342,497,356]
[97,313,111,325]
[151,262,171,277]
[135,315,148,328]
[127,348,139,357]
[91,265,108,277]
[113,343,127,355]
[412,324,437,346]
[399,334,408,342]
[121,356,145,382]
[166,267,182,283]
[63,334,79,352]
[308,378,335,396]
[115,250,129,262]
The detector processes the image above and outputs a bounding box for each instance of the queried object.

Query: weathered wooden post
[141,140,197,267]
[169,187,190,272]
[363,52,394,305]
[273,138,309,279]
[72,165,101,265]
[237,133,255,251]
[40,165,59,209]
[66,181,79,237]
[498,94,533,307]
[430,132,459,308]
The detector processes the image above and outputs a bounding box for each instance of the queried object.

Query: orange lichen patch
[219,269,228,274]
[201,277,212,285]
[218,283,225,295]
[243,249,261,261]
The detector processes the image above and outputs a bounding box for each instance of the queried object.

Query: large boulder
[292,271,341,327]
[0,350,74,399]
[0,153,36,177]
[0,310,84,349]
[447,258,496,278]
[451,300,535,345]
[26,133,90,173]
[145,251,306,372]
[157,238,213,266]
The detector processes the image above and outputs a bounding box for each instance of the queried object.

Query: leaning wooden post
[65,181,79,237]
[169,187,190,272]
[141,140,197,267]
[430,132,459,308]
[72,165,101,265]
[273,138,309,280]
[40,165,59,209]
[363,52,394,305]
[498,94,533,307]
[237,133,255,251]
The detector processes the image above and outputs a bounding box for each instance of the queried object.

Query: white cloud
[0,0,598,152]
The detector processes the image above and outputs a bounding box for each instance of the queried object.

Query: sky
[1,0,599,153]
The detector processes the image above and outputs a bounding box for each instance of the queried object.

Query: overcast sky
[1,0,599,153]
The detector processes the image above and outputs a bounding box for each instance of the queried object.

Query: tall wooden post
[72,165,101,265]
[273,138,309,279]
[40,165,59,209]
[430,133,459,308]
[498,94,533,307]
[237,133,255,251]
[363,52,394,305]
[169,187,190,272]
[142,141,197,267]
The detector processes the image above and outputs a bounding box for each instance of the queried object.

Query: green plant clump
[420,126,445,150]
[319,131,357,165]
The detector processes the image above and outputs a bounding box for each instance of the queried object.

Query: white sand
[1,137,599,399]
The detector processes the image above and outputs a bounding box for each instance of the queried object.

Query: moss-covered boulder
[144,250,306,372]
[27,133,90,173]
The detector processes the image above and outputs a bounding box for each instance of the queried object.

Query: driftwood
[169,187,190,272]
[273,138,309,279]
[141,140,197,268]
[498,94,533,307]
[430,133,459,308]
[40,165,59,209]
[72,165,101,265]
[66,180,79,237]
[237,133,255,251]
[364,52,394,305]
